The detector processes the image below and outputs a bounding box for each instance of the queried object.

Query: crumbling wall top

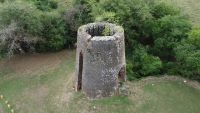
[78,22,124,41]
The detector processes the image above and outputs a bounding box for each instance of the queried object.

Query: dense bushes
[175,28,200,80]
[34,0,58,11]
[150,15,191,61]
[72,0,192,80]
[0,2,41,56]
[0,1,42,34]
[0,0,74,55]
[151,3,179,18]
[127,46,162,80]
[36,13,67,52]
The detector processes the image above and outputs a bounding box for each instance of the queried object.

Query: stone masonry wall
[75,22,126,99]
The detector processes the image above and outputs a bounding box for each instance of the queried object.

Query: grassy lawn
[160,0,200,27]
[0,50,76,113]
[137,80,200,113]
[0,50,200,113]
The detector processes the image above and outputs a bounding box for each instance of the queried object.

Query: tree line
[0,0,200,80]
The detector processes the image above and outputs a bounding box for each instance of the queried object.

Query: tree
[127,45,162,80]
[0,22,38,57]
[175,28,200,80]
[73,0,191,79]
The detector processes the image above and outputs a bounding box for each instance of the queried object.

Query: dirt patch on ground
[0,106,3,113]
[0,50,74,75]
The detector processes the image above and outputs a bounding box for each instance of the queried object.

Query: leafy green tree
[127,45,162,80]
[175,28,200,79]
[74,0,191,79]
[36,13,70,52]
[151,16,191,61]
[0,1,41,56]
[34,0,58,11]
[0,1,74,54]
[0,1,42,35]
[151,2,179,18]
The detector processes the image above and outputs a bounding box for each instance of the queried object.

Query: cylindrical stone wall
[75,22,126,99]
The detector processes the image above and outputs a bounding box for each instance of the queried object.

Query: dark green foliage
[0,0,4,3]
[76,0,191,80]
[65,0,92,33]
[0,1,74,54]
[151,16,191,61]
[33,12,74,52]
[127,46,162,80]
[36,14,65,51]
[151,3,179,18]
[0,2,42,34]
[175,28,200,80]
[88,0,152,47]
[0,49,6,60]
[186,28,200,47]
[34,0,58,11]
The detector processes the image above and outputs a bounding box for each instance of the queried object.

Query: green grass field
[0,50,200,113]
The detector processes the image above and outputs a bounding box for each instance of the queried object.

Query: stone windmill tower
[75,22,126,99]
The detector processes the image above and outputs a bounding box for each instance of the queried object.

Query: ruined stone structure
[75,22,126,99]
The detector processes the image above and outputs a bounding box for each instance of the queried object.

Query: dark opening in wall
[77,52,83,91]
[86,24,115,37]
[118,66,126,82]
